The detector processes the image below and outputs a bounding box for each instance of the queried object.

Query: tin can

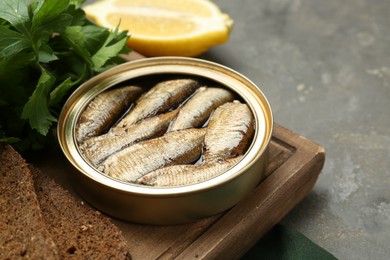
[57,57,273,225]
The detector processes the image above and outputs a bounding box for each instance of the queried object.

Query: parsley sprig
[0,0,129,150]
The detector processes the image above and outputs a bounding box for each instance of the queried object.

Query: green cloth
[243,224,337,260]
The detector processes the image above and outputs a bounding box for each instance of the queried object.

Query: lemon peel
[83,0,233,57]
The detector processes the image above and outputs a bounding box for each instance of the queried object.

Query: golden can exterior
[57,57,273,225]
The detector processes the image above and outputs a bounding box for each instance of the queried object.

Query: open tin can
[57,57,273,225]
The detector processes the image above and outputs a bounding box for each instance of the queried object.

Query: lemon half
[83,0,233,57]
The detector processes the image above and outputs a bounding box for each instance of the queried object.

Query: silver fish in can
[113,78,199,131]
[168,86,235,131]
[203,101,255,162]
[137,156,243,187]
[99,128,207,182]
[75,86,143,143]
[80,109,179,166]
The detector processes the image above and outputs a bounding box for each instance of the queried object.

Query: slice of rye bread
[0,144,59,259]
[29,165,131,259]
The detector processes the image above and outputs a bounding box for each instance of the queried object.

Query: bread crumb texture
[0,144,131,259]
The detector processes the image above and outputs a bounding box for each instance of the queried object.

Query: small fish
[113,78,199,131]
[168,86,235,131]
[203,101,254,162]
[80,109,179,166]
[99,128,207,182]
[75,86,143,143]
[137,156,243,187]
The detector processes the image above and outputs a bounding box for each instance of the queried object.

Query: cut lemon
[83,0,233,57]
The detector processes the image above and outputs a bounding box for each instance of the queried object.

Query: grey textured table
[198,0,390,259]
[83,0,389,258]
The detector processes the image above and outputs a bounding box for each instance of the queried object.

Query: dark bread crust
[0,145,59,259]
[30,165,131,259]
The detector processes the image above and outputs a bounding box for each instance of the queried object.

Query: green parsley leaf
[21,66,57,135]
[0,26,31,59]
[38,43,58,63]
[62,25,108,66]
[0,136,20,144]
[32,0,70,28]
[0,0,31,35]
[49,76,78,108]
[0,0,130,150]
[92,27,128,69]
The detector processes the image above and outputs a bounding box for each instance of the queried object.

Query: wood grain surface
[108,124,325,259]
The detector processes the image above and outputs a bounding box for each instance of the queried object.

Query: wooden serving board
[34,123,324,259]
[110,124,325,259]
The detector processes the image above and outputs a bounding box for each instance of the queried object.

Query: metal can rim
[57,57,273,197]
